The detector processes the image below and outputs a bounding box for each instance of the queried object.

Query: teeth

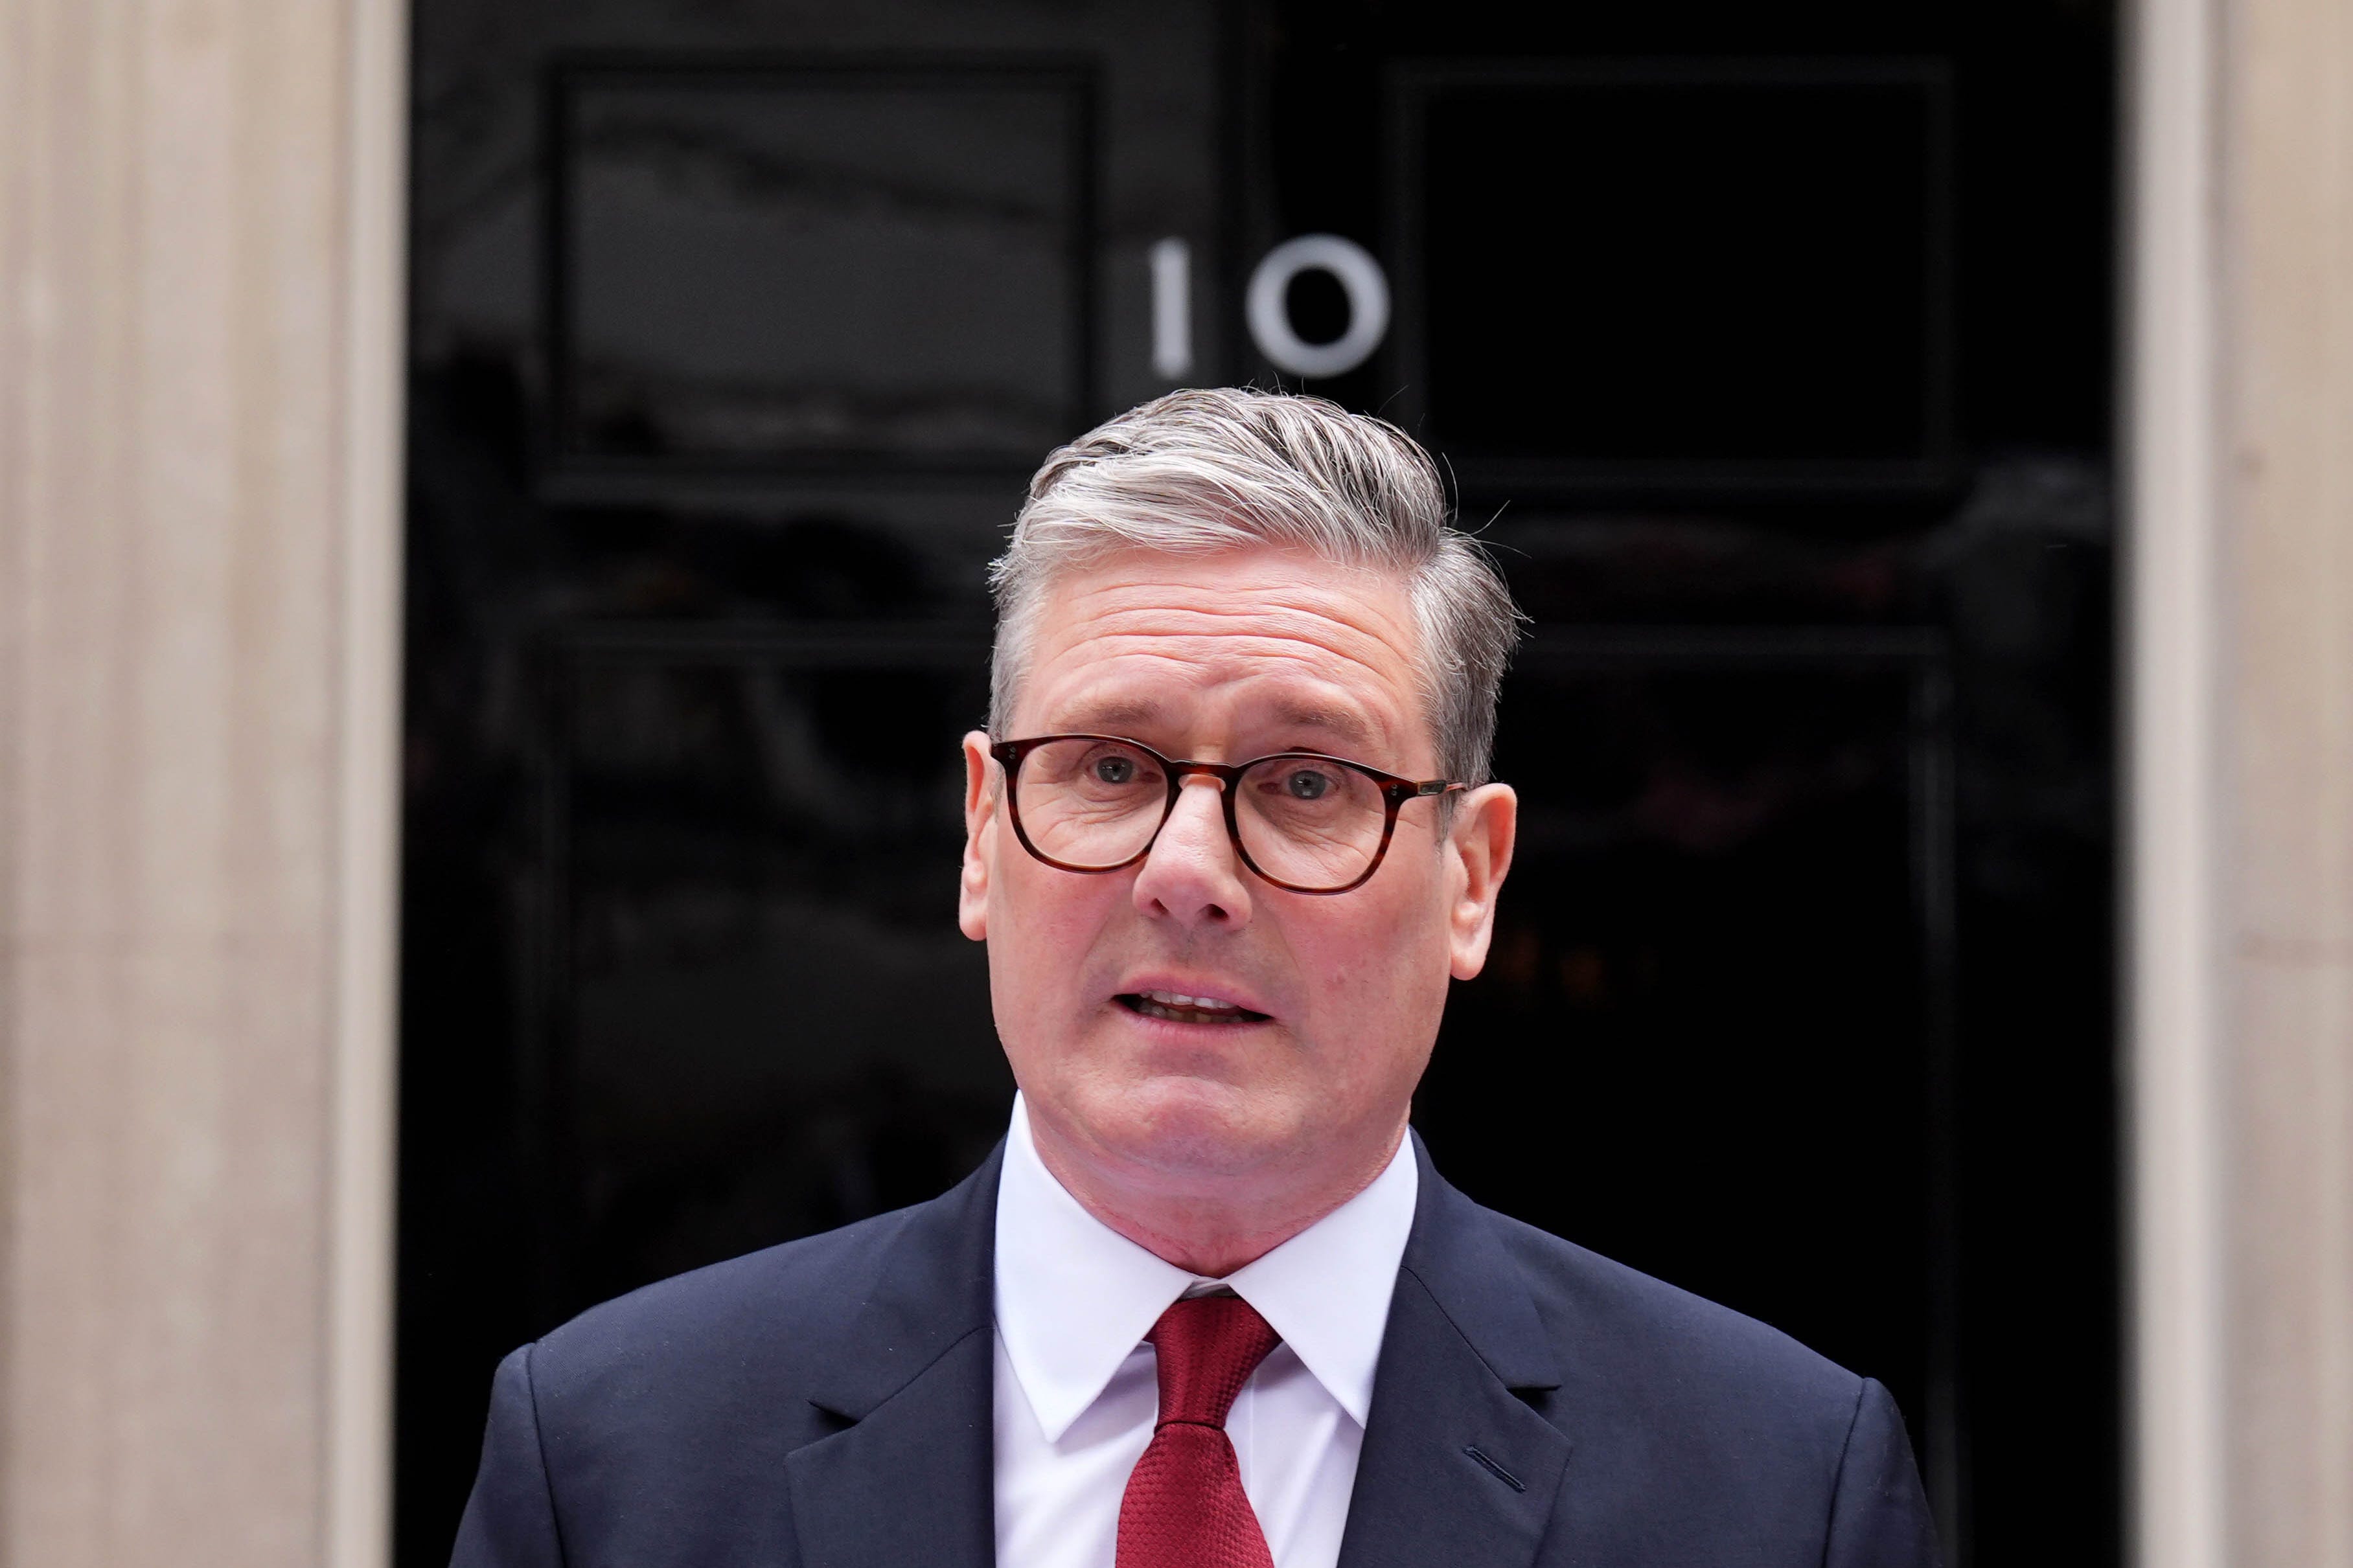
[1143,990,1239,1010]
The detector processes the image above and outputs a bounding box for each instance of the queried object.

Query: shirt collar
[993,1093,1418,1440]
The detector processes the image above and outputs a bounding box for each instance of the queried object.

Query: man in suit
[452,388,1942,1568]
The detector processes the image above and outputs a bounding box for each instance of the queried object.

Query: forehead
[1015,545,1427,758]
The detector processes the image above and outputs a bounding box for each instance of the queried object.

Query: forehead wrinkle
[1055,576,1419,648]
[1040,603,1416,692]
[1073,627,1394,681]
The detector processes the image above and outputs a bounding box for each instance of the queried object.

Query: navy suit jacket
[452,1133,1941,1567]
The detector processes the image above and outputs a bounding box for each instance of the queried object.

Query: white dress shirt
[991,1094,1418,1568]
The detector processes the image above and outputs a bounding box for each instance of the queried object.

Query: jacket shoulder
[1481,1203,1868,1427]
[1471,1205,1941,1565]
[1463,1203,1907,1562]
[508,1200,928,1480]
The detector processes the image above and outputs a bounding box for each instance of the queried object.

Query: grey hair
[987,387,1524,784]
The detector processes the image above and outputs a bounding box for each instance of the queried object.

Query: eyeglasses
[990,734,1467,895]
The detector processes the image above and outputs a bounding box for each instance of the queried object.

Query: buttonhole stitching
[1463,1445,1525,1492]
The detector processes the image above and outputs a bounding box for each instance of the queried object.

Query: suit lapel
[785,1144,1003,1568]
[1335,1136,1575,1568]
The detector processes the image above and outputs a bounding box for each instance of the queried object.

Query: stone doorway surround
[2,0,2351,1563]
[2131,0,2353,1564]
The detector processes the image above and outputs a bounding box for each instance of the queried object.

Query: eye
[1092,755,1137,785]
[1283,767,1334,800]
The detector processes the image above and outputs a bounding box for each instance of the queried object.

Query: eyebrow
[1059,697,1164,733]
[1262,702,1376,749]
[1051,698,1379,753]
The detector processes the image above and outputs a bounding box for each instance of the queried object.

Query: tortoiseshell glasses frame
[989,733,1467,896]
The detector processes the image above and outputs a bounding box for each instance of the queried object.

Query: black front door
[400,5,2117,1563]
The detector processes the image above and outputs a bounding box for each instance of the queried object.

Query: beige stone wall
[0,2,404,1566]
[2218,0,2353,1559]
[2135,0,2353,1563]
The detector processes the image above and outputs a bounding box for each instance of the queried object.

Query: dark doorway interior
[399,4,2116,1563]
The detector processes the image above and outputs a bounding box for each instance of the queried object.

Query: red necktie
[1116,1295,1283,1568]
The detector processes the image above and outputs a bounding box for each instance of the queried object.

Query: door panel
[541,628,1005,1306]
[1396,61,1951,484]
[552,59,1096,469]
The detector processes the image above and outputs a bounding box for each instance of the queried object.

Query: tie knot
[1145,1295,1281,1429]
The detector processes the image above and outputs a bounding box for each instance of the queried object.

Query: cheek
[1287,885,1452,1058]
[987,860,1123,1024]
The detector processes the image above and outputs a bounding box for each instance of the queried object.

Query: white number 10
[1149,234,1393,383]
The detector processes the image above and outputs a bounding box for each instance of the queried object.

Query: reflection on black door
[402,5,2116,1565]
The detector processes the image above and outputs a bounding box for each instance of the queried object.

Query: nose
[1131,773,1254,930]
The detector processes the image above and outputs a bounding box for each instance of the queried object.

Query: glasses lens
[1014,738,1170,869]
[1234,756,1387,890]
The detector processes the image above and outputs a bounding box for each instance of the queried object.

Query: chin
[1080,1076,1298,1183]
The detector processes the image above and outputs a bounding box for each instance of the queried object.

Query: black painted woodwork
[400,3,2117,1563]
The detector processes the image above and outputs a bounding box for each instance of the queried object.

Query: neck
[1024,1109,1408,1278]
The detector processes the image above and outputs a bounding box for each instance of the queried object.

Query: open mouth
[1116,990,1272,1026]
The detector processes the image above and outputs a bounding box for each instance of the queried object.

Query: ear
[959,730,999,941]
[1444,782,1517,980]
